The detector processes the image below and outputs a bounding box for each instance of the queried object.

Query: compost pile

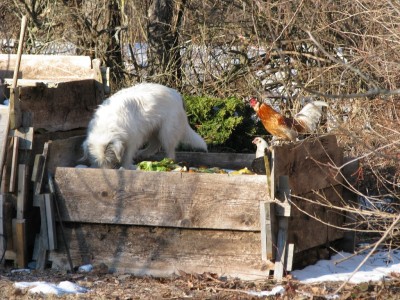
[137,158,254,175]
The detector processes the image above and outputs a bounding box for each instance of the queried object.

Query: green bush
[184,95,266,153]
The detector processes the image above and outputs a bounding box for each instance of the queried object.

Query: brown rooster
[249,97,328,142]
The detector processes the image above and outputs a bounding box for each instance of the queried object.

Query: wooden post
[273,175,295,281]
[0,106,10,187]
[9,136,19,192]
[10,16,27,130]
[12,219,26,267]
[16,164,28,219]
[44,193,57,250]
[0,195,4,266]
[260,201,276,261]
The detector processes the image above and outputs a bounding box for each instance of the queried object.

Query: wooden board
[19,79,100,131]
[0,54,95,81]
[46,135,86,175]
[287,185,345,252]
[148,152,256,170]
[45,135,257,172]
[0,105,10,185]
[49,223,273,280]
[272,135,343,195]
[54,167,267,231]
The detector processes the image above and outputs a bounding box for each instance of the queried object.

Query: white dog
[82,83,207,168]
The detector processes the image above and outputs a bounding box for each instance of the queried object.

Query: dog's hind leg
[158,124,182,162]
[136,133,161,160]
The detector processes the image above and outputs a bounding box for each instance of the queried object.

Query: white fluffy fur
[82,83,207,168]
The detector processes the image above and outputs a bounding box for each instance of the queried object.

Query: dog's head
[82,137,125,169]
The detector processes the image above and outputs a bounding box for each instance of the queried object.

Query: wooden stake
[10,15,27,130]
[9,136,19,192]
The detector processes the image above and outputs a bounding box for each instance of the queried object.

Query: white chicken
[252,137,269,158]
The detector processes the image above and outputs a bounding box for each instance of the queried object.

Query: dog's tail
[181,124,208,152]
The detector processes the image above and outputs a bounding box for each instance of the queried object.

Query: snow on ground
[292,249,400,284]
[12,249,400,296]
[14,281,88,295]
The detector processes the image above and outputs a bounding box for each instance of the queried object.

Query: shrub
[184,95,266,152]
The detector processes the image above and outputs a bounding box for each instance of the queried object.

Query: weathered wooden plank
[49,223,274,280]
[260,201,276,261]
[4,79,61,88]
[10,127,34,150]
[46,135,86,175]
[45,135,257,172]
[10,87,21,130]
[272,135,343,195]
[287,185,345,253]
[54,167,267,231]
[0,54,95,81]
[274,216,289,281]
[9,136,19,192]
[148,152,256,170]
[0,105,10,186]
[19,79,100,132]
[33,142,50,196]
[35,194,49,270]
[12,218,26,267]
[0,195,3,266]
[16,164,28,219]
[44,194,57,250]
[273,176,291,281]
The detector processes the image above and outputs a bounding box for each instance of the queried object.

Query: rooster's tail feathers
[295,101,328,132]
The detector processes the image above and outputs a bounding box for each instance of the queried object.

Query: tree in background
[147,0,186,87]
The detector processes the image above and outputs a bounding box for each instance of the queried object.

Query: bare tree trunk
[147,0,184,87]
[105,0,125,89]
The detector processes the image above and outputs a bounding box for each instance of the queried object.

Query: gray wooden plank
[54,167,268,231]
[44,194,57,250]
[260,201,276,261]
[10,127,34,150]
[12,218,26,267]
[0,195,3,265]
[273,176,291,281]
[0,106,10,186]
[0,54,94,81]
[49,223,273,281]
[9,136,19,192]
[16,164,28,219]
[271,135,343,195]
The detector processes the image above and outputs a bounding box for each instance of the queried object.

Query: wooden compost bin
[45,134,345,280]
[0,54,106,267]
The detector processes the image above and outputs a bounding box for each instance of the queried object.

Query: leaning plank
[16,164,28,219]
[272,135,343,195]
[0,195,3,265]
[0,106,10,185]
[54,168,268,231]
[49,223,273,280]
[9,136,19,192]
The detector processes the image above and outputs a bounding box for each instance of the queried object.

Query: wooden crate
[0,54,105,131]
[46,135,345,280]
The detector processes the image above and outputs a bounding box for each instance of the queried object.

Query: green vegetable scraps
[137,158,179,172]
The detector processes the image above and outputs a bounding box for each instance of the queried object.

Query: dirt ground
[1,267,400,300]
